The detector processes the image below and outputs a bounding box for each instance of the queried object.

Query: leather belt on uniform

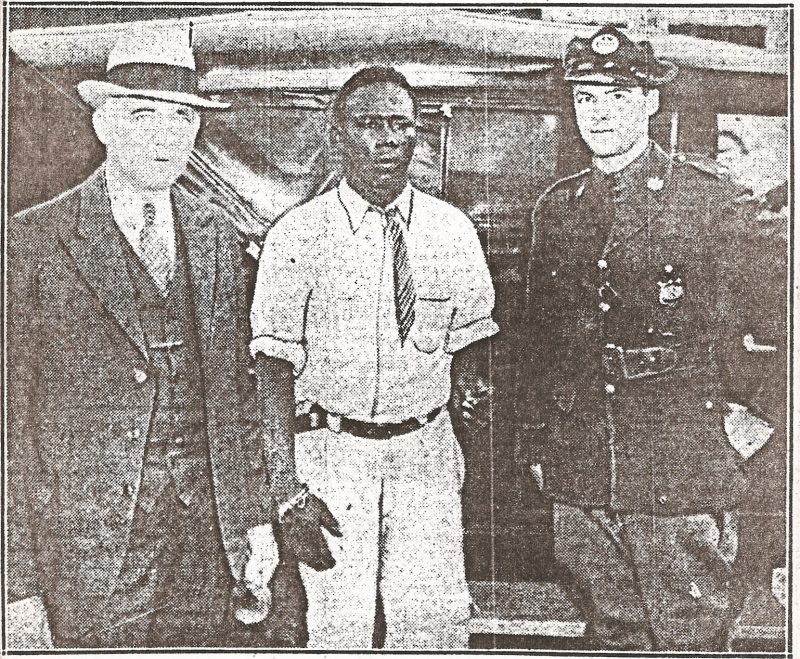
[602,343,713,381]
[296,404,442,439]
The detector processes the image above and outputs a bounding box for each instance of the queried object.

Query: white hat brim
[77,79,229,109]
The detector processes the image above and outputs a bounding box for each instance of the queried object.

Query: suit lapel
[63,168,148,358]
[173,188,219,352]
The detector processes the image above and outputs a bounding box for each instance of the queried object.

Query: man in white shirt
[250,66,498,648]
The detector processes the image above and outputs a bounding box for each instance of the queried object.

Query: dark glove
[277,488,342,572]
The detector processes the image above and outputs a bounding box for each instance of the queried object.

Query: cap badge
[647,177,665,191]
[592,33,620,55]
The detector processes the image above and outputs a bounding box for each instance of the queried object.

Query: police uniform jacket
[7,168,269,633]
[521,141,776,515]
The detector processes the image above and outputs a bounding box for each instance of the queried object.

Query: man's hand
[253,355,342,572]
[234,524,280,625]
[6,596,54,649]
[455,375,492,430]
[451,341,492,433]
[724,402,774,460]
[278,489,342,571]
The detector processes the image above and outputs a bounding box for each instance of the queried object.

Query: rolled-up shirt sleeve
[443,217,499,354]
[249,213,316,375]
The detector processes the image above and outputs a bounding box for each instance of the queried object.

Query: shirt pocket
[411,296,453,354]
[330,293,359,334]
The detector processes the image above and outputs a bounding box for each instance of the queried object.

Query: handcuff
[277,484,310,523]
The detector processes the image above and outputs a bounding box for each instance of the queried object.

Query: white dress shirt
[105,170,175,270]
[250,179,498,423]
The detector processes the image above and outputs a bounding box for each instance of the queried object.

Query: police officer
[516,25,784,650]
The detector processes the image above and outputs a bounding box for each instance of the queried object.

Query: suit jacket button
[605,383,616,395]
[659,495,668,505]
[133,368,148,384]
[122,483,135,497]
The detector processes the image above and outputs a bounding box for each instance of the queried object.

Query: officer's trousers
[553,502,736,651]
[294,411,471,649]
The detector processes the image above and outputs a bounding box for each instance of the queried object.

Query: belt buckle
[620,346,677,379]
[603,344,624,382]
[327,414,342,433]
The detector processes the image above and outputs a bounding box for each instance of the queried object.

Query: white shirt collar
[337,178,413,234]
[105,168,173,236]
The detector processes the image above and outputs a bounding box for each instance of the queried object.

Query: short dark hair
[332,66,418,126]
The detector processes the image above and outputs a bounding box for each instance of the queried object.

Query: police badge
[591,32,620,55]
[657,264,685,306]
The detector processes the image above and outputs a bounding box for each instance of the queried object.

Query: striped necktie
[382,207,416,344]
[138,202,172,295]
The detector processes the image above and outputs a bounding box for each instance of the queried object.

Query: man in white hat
[6,23,284,647]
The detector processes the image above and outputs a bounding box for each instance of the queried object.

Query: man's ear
[91,103,111,146]
[329,123,342,150]
[644,89,661,118]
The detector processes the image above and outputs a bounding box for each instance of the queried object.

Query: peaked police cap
[563,25,677,87]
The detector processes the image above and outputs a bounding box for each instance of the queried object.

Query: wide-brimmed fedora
[77,23,229,109]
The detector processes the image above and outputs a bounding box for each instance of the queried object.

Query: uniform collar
[595,140,672,258]
[596,140,670,199]
[338,178,413,233]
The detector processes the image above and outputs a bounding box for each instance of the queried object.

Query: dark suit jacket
[519,142,783,515]
[7,168,270,639]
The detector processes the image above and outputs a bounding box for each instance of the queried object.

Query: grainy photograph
[1,3,791,654]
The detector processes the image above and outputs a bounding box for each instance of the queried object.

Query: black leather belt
[602,343,712,381]
[296,404,442,439]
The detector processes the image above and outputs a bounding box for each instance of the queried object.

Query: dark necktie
[139,202,172,295]
[382,207,416,344]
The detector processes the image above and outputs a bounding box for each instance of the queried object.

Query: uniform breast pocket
[411,297,453,354]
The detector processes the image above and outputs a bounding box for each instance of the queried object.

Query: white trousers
[294,411,471,649]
